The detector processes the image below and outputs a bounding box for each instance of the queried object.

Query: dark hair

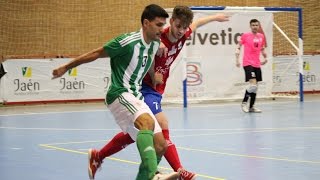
[172,6,194,27]
[141,4,169,25]
[250,19,259,24]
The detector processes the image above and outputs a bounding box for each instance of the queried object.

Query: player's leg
[134,113,159,180]
[99,132,134,159]
[89,131,175,180]
[241,66,254,112]
[88,132,135,179]
[134,114,178,179]
[157,112,181,171]
[111,93,158,179]
[242,65,262,113]
[248,67,262,113]
[143,92,181,168]
[156,112,197,180]
[141,91,168,155]
[135,106,178,179]
[136,128,175,180]
[144,91,196,180]
[107,92,176,180]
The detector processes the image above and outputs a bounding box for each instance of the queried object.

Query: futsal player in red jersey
[88,6,229,180]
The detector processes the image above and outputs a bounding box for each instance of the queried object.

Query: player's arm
[235,43,242,67]
[156,42,168,58]
[260,34,268,65]
[148,60,163,88]
[148,60,155,82]
[189,13,229,31]
[52,47,108,79]
[261,46,268,65]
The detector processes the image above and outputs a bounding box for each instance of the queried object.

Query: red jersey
[143,26,193,94]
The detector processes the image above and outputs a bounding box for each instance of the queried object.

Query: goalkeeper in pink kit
[236,19,268,113]
[88,6,229,180]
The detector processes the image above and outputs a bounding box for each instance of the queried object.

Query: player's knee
[247,83,258,93]
[134,113,155,131]
[155,113,169,129]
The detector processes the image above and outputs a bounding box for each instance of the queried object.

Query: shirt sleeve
[103,34,129,58]
[240,33,246,45]
[184,27,193,38]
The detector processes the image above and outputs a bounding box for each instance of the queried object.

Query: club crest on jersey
[168,46,177,56]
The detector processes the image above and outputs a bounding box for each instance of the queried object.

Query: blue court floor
[0,97,320,180]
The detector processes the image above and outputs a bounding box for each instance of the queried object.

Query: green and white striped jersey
[104,29,159,104]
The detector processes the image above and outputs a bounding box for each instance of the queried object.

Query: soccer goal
[163,6,303,107]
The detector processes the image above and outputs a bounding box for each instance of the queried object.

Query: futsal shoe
[152,171,180,180]
[178,168,197,180]
[241,102,249,113]
[88,149,102,180]
[249,106,262,113]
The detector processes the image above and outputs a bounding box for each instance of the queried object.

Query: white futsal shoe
[249,106,262,113]
[241,102,249,113]
[152,171,180,180]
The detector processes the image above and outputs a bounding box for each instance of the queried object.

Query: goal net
[163,6,303,106]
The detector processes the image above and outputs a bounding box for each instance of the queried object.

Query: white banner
[1,55,320,104]
[273,55,320,93]
[163,12,274,102]
[1,58,110,103]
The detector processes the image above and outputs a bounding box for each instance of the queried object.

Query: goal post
[163,6,303,107]
[264,7,304,102]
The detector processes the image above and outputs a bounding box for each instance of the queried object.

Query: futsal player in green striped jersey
[52,4,178,180]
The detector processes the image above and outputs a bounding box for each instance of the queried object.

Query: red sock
[99,132,134,160]
[163,129,182,172]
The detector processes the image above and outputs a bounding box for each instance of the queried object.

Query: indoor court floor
[0,96,320,180]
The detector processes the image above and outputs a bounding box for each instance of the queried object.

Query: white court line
[1,126,320,132]
[171,127,320,138]
[25,126,319,146]
[39,144,226,180]
[0,99,309,117]
[177,146,320,164]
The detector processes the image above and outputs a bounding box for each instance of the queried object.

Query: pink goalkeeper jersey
[240,32,266,68]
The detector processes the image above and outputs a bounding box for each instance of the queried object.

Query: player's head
[141,4,169,42]
[249,19,260,33]
[170,6,194,40]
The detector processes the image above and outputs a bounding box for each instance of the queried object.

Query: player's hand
[260,56,268,65]
[52,65,67,79]
[156,42,168,58]
[152,71,163,88]
[261,60,268,65]
[213,13,230,22]
[236,60,241,68]
[235,49,240,67]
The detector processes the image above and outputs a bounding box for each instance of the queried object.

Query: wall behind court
[0,0,319,58]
